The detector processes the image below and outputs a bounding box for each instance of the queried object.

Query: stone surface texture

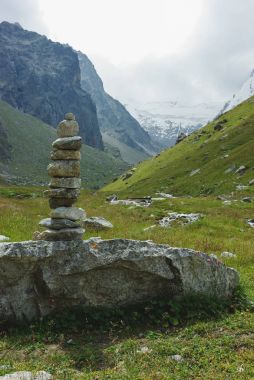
[0,238,239,324]
[83,216,113,230]
[49,177,81,189]
[50,149,81,161]
[50,207,86,221]
[0,371,52,379]
[47,161,80,178]
[52,137,82,150]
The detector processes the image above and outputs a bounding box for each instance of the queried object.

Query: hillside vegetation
[103,96,254,196]
[0,101,128,188]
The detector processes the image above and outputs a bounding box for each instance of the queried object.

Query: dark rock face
[0,119,12,160]
[78,52,156,156]
[0,22,103,149]
[0,238,239,324]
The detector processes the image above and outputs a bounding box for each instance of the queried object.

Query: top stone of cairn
[57,112,79,138]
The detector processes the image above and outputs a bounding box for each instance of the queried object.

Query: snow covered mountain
[124,100,222,148]
[221,70,254,114]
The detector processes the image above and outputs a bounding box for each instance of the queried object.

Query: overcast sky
[1,0,254,104]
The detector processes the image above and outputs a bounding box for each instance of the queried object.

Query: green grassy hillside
[0,101,128,188]
[103,96,254,196]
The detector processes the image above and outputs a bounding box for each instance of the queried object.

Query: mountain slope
[103,96,254,196]
[221,70,254,114]
[125,100,222,149]
[0,101,128,188]
[0,21,103,149]
[78,52,157,163]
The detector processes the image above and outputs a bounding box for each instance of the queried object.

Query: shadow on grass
[1,288,253,373]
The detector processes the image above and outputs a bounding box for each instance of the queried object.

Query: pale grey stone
[159,213,202,227]
[221,252,236,258]
[249,179,254,186]
[190,168,200,176]
[0,238,239,324]
[50,207,86,221]
[83,217,113,230]
[0,235,10,242]
[39,218,80,230]
[65,112,75,120]
[235,165,246,175]
[49,177,81,189]
[247,219,254,228]
[0,371,52,380]
[52,136,82,150]
[47,161,80,178]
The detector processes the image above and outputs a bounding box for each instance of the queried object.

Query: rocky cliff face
[0,22,103,149]
[78,52,157,157]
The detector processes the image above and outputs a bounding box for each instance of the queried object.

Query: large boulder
[0,239,239,324]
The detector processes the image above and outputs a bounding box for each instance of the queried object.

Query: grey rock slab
[0,371,52,379]
[247,219,254,228]
[47,160,80,178]
[249,179,254,186]
[235,165,246,175]
[51,149,81,160]
[57,119,79,138]
[51,207,86,221]
[34,228,84,241]
[52,136,82,150]
[49,177,81,189]
[189,168,200,177]
[39,218,80,230]
[0,238,239,324]
[83,217,113,230]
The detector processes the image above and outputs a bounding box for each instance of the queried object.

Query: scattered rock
[106,194,118,202]
[235,165,246,175]
[249,179,254,186]
[247,219,254,228]
[51,207,85,221]
[236,184,248,191]
[0,238,239,323]
[155,193,174,198]
[221,252,236,258]
[170,354,183,362]
[110,199,151,207]
[159,213,202,227]
[0,235,10,242]
[225,164,236,174]
[82,217,113,230]
[0,371,52,380]
[137,346,152,354]
[190,168,200,177]
[241,197,252,203]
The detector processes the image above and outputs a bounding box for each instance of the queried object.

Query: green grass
[0,185,253,379]
[0,101,128,188]
[103,96,254,196]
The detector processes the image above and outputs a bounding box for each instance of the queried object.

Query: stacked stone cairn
[36,113,85,241]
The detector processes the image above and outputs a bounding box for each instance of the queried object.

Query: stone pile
[36,113,85,241]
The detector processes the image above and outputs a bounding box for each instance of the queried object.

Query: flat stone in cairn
[51,207,86,221]
[51,149,81,160]
[52,136,82,150]
[57,113,79,138]
[47,160,80,177]
[49,177,81,189]
[35,113,85,241]
[44,188,80,199]
[39,218,80,230]
[36,228,85,241]
[49,197,77,209]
